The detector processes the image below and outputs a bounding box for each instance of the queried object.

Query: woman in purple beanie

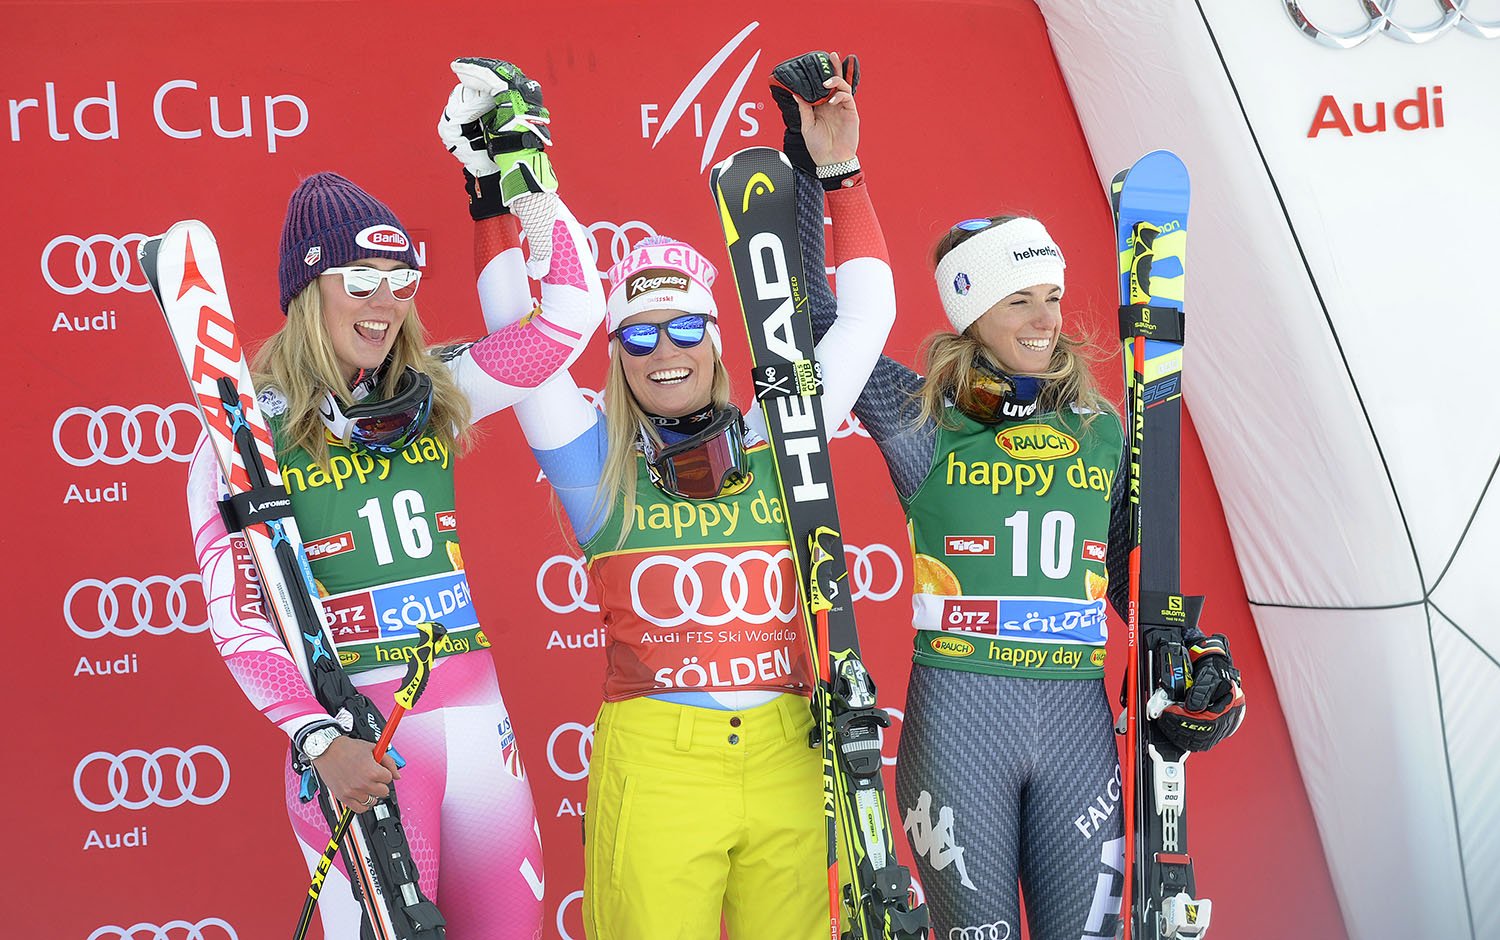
[183,169,605,937]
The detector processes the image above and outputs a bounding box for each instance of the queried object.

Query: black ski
[710,147,928,940]
[1112,152,1211,939]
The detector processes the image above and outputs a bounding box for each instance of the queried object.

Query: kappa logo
[641,22,765,170]
[904,790,976,891]
[355,225,409,251]
[945,536,995,557]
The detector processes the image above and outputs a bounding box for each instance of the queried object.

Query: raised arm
[440,61,610,541]
[745,51,895,442]
[780,53,935,501]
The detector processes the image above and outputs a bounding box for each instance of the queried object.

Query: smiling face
[967,284,1063,374]
[317,257,412,384]
[616,308,717,417]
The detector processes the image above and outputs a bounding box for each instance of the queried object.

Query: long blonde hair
[915,214,1112,431]
[595,338,733,549]
[251,282,474,466]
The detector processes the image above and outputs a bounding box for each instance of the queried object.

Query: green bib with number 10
[902,405,1123,679]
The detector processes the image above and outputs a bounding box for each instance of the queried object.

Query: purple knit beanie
[278,172,419,312]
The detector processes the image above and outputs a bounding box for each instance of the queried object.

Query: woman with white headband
[441,52,891,938]
[812,216,1246,939]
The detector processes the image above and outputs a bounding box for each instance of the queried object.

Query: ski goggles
[322,367,435,453]
[323,265,423,301]
[958,358,1043,426]
[952,217,1003,233]
[643,408,748,500]
[612,315,715,357]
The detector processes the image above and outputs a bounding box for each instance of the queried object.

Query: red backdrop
[7,2,1346,938]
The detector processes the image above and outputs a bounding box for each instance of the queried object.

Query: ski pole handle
[371,621,448,761]
[293,621,446,940]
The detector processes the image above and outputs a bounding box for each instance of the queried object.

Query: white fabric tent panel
[1432,612,1500,940]
[1429,486,1500,660]
[1257,605,1466,940]
[1033,1,1499,937]
[1192,0,1500,608]
[1035,0,1421,610]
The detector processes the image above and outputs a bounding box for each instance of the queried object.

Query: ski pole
[293,621,448,940]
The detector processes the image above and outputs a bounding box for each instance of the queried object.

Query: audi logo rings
[53,403,200,466]
[629,549,799,628]
[87,919,238,940]
[1286,0,1500,47]
[585,220,658,276]
[73,746,231,811]
[948,922,1012,940]
[846,543,903,602]
[546,721,595,781]
[42,233,152,295]
[65,574,207,639]
[537,555,600,614]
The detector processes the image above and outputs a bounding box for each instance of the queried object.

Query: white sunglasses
[322,265,422,300]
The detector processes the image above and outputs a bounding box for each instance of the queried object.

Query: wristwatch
[301,726,344,762]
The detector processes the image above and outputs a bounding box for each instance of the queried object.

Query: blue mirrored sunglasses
[612,314,714,357]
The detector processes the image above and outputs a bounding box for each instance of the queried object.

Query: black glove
[1152,634,1246,752]
[769,50,859,184]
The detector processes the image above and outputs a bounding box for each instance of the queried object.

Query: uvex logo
[641,22,765,171]
[1309,85,1444,137]
[945,536,995,556]
[626,268,689,301]
[355,225,409,251]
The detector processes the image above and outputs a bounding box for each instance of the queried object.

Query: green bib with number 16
[272,417,485,675]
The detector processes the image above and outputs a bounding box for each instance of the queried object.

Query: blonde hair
[913,329,1111,431]
[915,213,1112,430]
[251,282,474,466]
[595,338,733,549]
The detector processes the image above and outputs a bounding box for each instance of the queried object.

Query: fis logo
[641,22,765,171]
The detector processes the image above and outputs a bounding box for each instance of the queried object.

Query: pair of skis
[140,221,445,940]
[1112,151,1213,939]
[710,147,928,940]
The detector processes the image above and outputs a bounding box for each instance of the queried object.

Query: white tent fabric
[1034,2,1500,938]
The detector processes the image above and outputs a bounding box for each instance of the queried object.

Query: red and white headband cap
[605,236,719,348]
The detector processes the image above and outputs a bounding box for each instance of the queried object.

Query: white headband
[934,218,1066,335]
[605,237,718,334]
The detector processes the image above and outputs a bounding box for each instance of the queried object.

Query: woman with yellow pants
[438,51,889,937]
